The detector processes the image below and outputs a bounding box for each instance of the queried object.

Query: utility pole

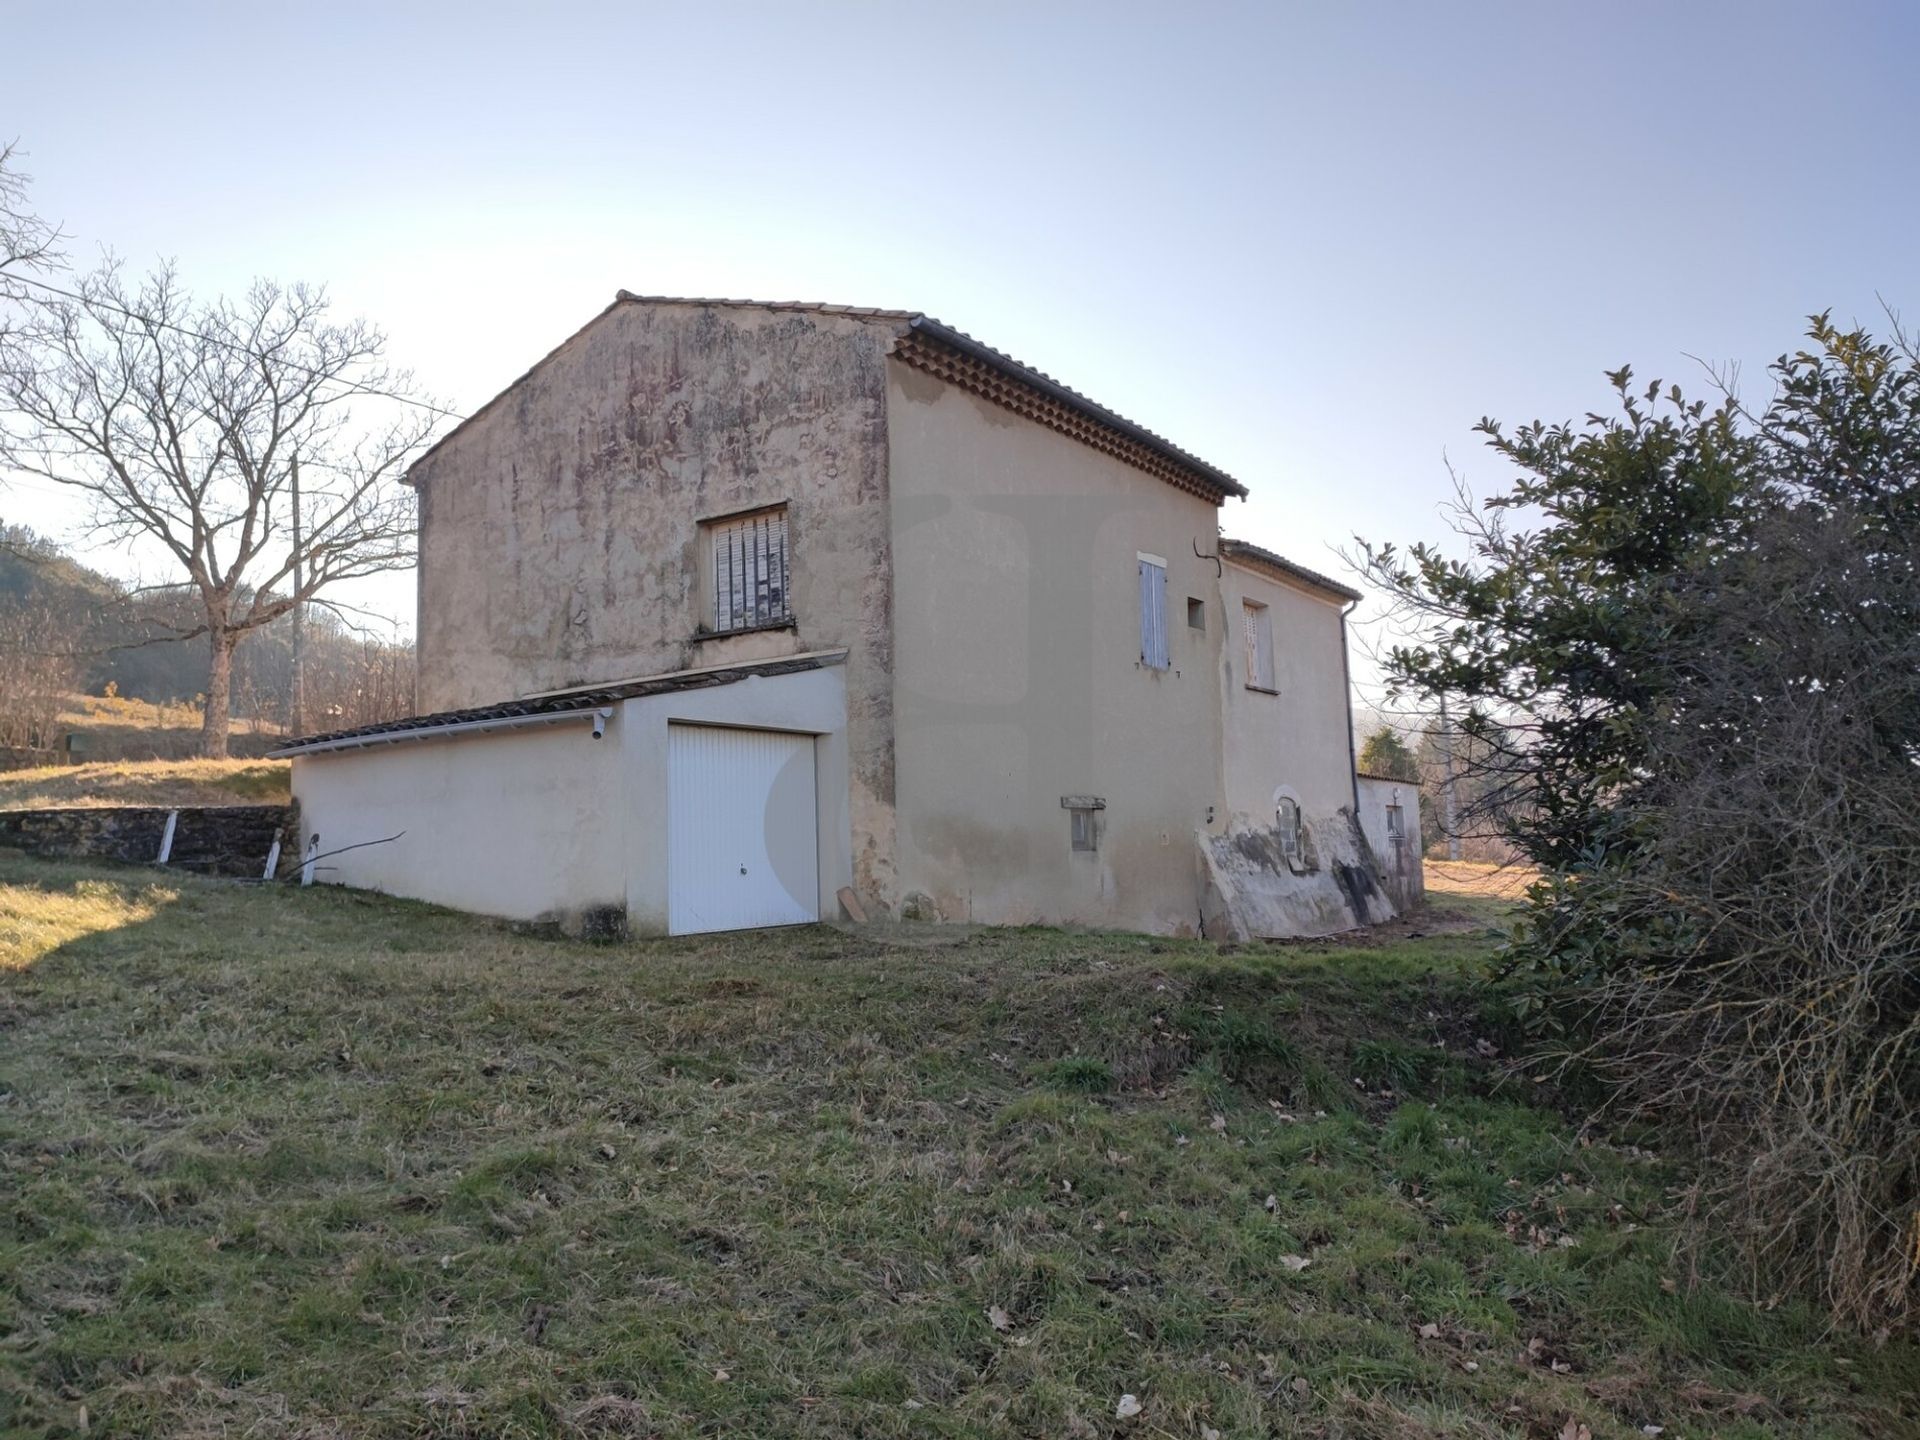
[1438,693,1462,861]
[289,450,305,741]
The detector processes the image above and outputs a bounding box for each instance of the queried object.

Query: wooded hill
[0,523,411,756]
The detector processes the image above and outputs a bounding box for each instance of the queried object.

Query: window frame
[1242,598,1276,693]
[704,503,792,635]
[1062,794,1105,854]
[1276,795,1302,861]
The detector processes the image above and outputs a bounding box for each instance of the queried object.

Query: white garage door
[667,724,820,935]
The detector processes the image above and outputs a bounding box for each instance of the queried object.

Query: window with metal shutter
[711,508,790,631]
[1139,557,1168,669]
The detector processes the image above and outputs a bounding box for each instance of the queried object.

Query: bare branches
[1558,498,1920,1330]
[0,600,79,758]
[0,258,443,755]
[0,141,64,291]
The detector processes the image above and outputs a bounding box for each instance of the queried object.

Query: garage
[667,724,820,935]
[280,653,851,937]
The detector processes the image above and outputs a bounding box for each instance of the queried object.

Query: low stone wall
[0,805,296,878]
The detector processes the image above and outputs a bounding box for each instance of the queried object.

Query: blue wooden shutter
[1139,558,1168,669]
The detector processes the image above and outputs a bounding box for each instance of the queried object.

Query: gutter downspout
[1339,598,1362,820]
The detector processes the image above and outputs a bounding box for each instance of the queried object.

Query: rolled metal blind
[713,510,790,631]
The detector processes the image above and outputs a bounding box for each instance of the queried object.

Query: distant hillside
[0,524,413,762]
[0,529,119,611]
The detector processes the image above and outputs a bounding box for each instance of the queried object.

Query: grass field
[0,757,291,811]
[0,693,290,812]
[0,856,1912,1439]
[52,693,285,763]
[1425,861,1538,903]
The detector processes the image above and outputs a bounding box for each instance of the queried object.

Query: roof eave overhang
[897,316,1249,504]
[272,706,610,759]
[1219,541,1363,604]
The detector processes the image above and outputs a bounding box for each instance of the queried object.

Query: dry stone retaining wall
[0,805,296,878]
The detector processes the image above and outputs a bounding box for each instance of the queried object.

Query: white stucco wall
[293,718,626,925]
[410,299,900,911]
[885,358,1229,934]
[1218,560,1356,829]
[1356,773,1424,910]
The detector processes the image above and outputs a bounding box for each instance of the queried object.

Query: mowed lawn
[0,857,1912,1439]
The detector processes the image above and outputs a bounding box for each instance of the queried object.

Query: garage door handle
[739,865,747,875]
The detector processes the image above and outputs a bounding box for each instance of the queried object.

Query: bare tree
[0,262,440,755]
[0,599,78,762]
[0,141,63,294]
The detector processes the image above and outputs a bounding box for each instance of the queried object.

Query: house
[277,295,1405,938]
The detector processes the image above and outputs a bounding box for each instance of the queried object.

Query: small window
[1276,796,1301,860]
[1138,555,1169,669]
[1062,795,1104,853]
[1186,596,1205,630]
[1243,599,1275,691]
[708,506,790,632]
[1385,803,1404,838]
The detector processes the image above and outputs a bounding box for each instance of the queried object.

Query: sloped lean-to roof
[271,652,847,755]
[1217,538,1362,604]
[409,295,1251,505]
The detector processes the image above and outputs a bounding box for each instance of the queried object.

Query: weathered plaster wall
[412,300,899,905]
[1356,774,1425,911]
[1198,810,1395,940]
[292,722,625,926]
[884,358,1229,934]
[1218,560,1356,828]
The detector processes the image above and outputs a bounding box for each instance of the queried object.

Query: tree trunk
[201,628,234,759]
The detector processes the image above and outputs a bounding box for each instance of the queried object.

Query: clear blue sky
[5,1,1916,702]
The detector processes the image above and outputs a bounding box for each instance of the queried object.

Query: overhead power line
[3,272,468,422]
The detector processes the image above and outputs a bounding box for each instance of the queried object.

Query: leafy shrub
[1362,315,1920,1330]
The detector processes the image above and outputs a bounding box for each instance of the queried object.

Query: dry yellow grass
[31,691,285,765]
[56,691,279,735]
[1425,857,1538,901]
[0,868,171,971]
[0,757,290,811]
